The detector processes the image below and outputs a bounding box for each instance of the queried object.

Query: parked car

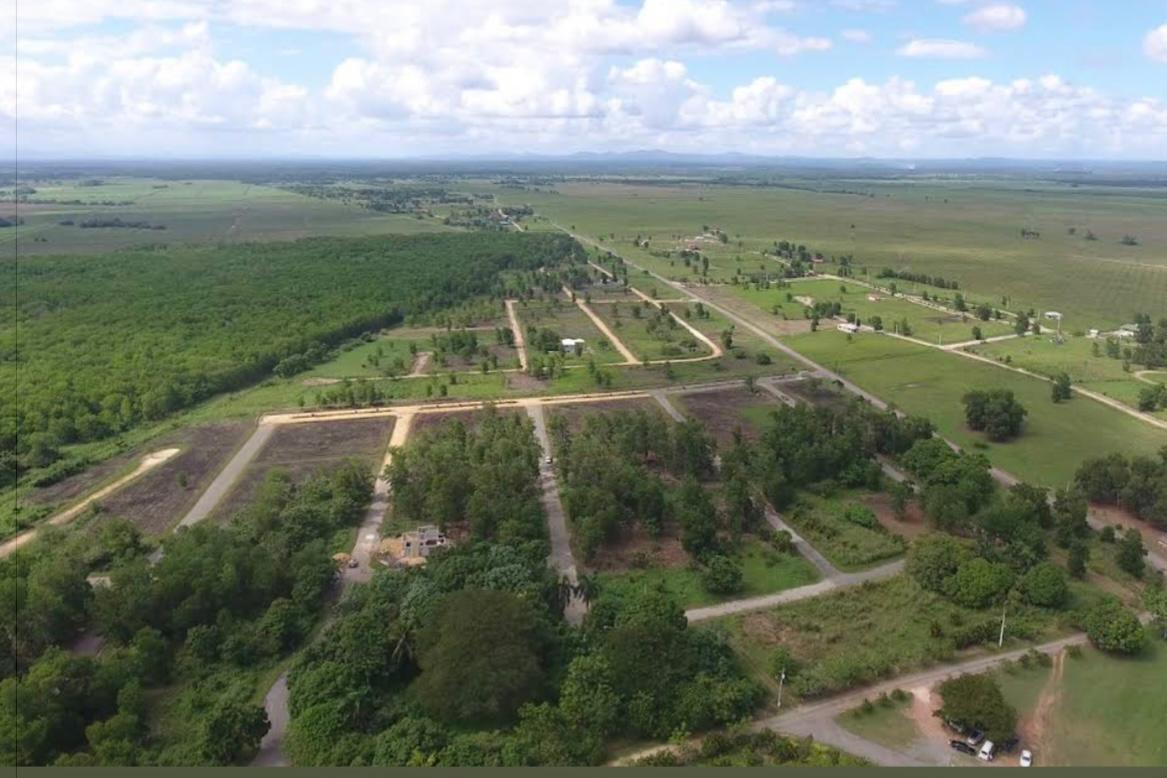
[965,729,986,747]
[978,740,996,762]
[1020,749,1033,767]
[949,740,977,756]
[347,558,359,569]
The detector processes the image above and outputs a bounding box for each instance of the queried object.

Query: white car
[1020,750,1033,767]
[977,741,995,762]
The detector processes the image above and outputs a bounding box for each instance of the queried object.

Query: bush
[1084,599,1146,655]
[1020,562,1068,608]
[702,555,745,596]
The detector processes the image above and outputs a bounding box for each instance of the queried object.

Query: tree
[1067,542,1089,579]
[1144,586,1167,641]
[414,589,547,724]
[936,673,1017,744]
[197,698,269,765]
[906,534,971,594]
[1019,562,1067,608]
[558,654,620,736]
[962,389,1027,441]
[951,558,1015,609]
[702,555,744,595]
[1084,598,1146,655]
[1116,529,1147,579]
[1051,373,1072,403]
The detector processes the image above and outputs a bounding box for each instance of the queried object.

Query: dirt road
[1,447,181,558]
[505,298,529,371]
[563,284,640,364]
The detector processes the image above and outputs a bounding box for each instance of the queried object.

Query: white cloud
[897,38,987,59]
[1146,24,1167,63]
[963,4,1027,32]
[842,29,872,43]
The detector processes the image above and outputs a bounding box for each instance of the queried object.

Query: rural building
[867,293,882,302]
[561,337,586,350]
[836,322,860,334]
[379,524,450,566]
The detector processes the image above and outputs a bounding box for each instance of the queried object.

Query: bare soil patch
[1019,649,1065,761]
[780,377,853,412]
[864,493,930,540]
[213,418,392,521]
[546,397,662,434]
[1090,503,1167,554]
[95,422,251,536]
[673,387,778,446]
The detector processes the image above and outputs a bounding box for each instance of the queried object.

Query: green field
[782,491,907,571]
[785,331,1167,487]
[588,299,714,362]
[836,694,919,752]
[301,334,431,379]
[596,539,820,608]
[5,178,452,254]
[972,334,1167,419]
[735,278,1016,344]
[993,637,1167,766]
[500,180,1167,330]
[514,298,627,366]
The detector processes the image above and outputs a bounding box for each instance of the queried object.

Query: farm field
[992,638,1167,767]
[211,417,392,521]
[971,334,1167,419]
[4,178,453,254]
[502,180,1167,330]
[784,331,1167,486]
[596,539,820,608]
[737,278,1016,344]
[782,490,907,571]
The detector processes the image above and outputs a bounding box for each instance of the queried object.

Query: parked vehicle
[978,740,996,762]
[965,729,986,747]
[1020,749,1033,767]
[949,740,977,756]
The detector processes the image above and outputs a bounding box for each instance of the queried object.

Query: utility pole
[777,668,787,708]
[998,603,1007,648]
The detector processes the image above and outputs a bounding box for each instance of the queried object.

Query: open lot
[671,386,781,446]
[782,490,908,571]
[211,417,392,520]
[587,298,714,362]
[513,297,628,365]
[785,331,1167,487]
[4,178,452,255]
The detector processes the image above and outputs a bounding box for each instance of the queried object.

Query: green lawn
[972,334,1167,419]
[836,695,920,751]
[783,490,907,571]
[302,335,431,379]
[785,331,1167,487]
[993,637,1167,766]
[596,539,819,608]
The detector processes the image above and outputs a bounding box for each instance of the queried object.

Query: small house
[402,525,448,559]
[561,337,586,350]
[836,322,860,334]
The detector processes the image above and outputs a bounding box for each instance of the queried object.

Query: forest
[3,232,581,485]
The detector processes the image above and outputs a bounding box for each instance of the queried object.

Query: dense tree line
[1,461,373,765]
[5,233,581,486]
[387,408,546,544]
[284,542,761,766]
[1074,448,1167,529]
[876,268,959,290]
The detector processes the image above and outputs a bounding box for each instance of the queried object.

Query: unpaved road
[178,423,275,528]
[649,390,685,422]
[564,284,640,364]
[505,298,529,371]
[1,447,181,558]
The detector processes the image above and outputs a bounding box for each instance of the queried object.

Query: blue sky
[9,1,1167,158]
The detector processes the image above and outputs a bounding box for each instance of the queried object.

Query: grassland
[785,331,1167,486]
[836,694,919,752]
[596,539,820,608]
[971,334,1167,419]
[587,299,714,362]
[514,297,628,365]
[500,179,1167,330]
[993,637,1167,766]
[782,490,907,571]
[4,178,453,254]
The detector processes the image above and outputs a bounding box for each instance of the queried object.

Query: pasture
[785,331,1167,487]
[3,177,451,254]
[500,179,1167,330]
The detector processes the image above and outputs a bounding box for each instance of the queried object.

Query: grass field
[836,694,919,752]
[513,297,628,365]
[785,331,1167,486]
[499,179,1167,330]
[587,298,714,362]
[994,637,1167,766]
[596,539,820,608]
[971,334,1167,419]
[4,178,452,254]
[302,334,431,380]
[735,278,1016,344]
[782,490,907,571]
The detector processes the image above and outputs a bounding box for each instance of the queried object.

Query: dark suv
[950,740,977,756]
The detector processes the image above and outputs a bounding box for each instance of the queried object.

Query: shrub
[1084,599,1146,655]
[702,555,745,596]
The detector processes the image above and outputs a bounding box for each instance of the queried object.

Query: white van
[978,740,996,762]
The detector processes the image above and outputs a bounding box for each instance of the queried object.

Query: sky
[6,0,1167,159]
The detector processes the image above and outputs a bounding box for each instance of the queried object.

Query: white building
[561,337,586,350]
[837,322,860,334]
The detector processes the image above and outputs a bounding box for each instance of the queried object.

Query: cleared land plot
[993,638,1167,766]
[546,397,662,432]
[597,538,820,609]
[786,331,1167,486]
[836,694,920,753]
[504,180,1167,330]
[671,386,780,446]
[5,178,452,255]
[513,298,627,365]
[93,422,252,536]
[587,298,713,362]
[783,490,907,571]
[212,418,392,520]
[302,334,431,380]
[688,287,815,340]
[715,574,1070,703]
[971,334,1167,418]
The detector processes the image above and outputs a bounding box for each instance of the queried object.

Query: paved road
[525,404,586,625]
[1,447,181,559]
[178,423,275,527]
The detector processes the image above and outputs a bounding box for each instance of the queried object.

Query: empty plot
[672,386,780,446]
